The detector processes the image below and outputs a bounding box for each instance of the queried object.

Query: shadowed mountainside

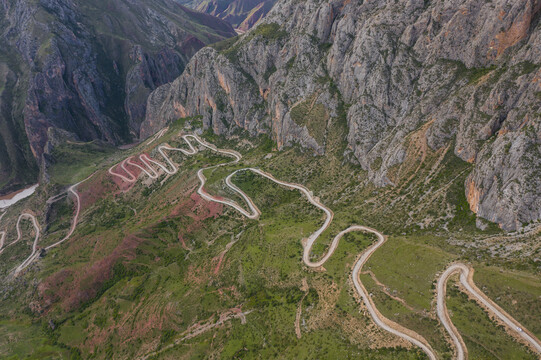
[0,0,236,195]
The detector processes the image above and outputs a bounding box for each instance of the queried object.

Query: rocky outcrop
[190,0,278,30]
[237,1,275,32]
[0,0,236,195]
[144,0,541,230]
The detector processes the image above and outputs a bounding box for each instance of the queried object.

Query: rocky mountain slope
[144,0,541,231]
[0,0,236,195]
[196,0,278,31]
[177,0,277,31]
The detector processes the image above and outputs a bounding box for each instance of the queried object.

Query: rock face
[144,0,541,231]
[0,0,236,194]
[181,0,278,30]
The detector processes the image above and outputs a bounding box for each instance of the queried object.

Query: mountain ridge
[144,0,541,231]
[175,0,278,31]
[0,0,236,195]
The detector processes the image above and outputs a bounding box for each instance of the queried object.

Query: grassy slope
[446,279,538,360]
[0,117,538,359]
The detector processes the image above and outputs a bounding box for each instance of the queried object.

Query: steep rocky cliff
[179,0,277,31]
[144,0,541,231]
[0,0,235,194]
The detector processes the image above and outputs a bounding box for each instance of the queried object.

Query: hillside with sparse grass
[0,116,539,359]
[1,0,540,359]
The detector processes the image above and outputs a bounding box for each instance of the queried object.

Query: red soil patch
[82,299,181,355]
[127,153,151,170]
[170,192,223,220]
[185,262,213,286]
[213,252,226,275]
[39,234,145,312]
[77,172,117,210]
[178,234,189,250]
[39,186,225,314]
[495,2,541,57]
[110,162,140,192]
[189,192,224,220]
[109,152,152,191]
[173,192,224,247]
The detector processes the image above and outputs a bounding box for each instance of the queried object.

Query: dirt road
[1,173,94,275]
[111,133,437,359]
[437,263,541,359]
[108,131,541,359]
[11,214,40,274]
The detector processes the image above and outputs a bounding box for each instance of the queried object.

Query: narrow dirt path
[361,270,417,312]
[140,310,253,360]
[350,227,437,359]
[295,278,309,339]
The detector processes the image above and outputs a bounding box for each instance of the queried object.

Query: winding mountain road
[110,133,439,359]
[0,213,39,257]
[437,263,541,359]
[44,174,94,252]
[0,130,537,359]
[0,212,40,274]
[13,214,41,273]
[0,173,94,275]
[2,130,526,359]
[351,226,438,359]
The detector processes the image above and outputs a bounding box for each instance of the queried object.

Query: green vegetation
[447,281,538,360]
[0,219,39,276]
[49,141,116,185]
[290,94,329,145]
[0,122,538,359]
[220,23,287,64]
[252,23,288,41]
[264,65,277,81]
[468,65,496,85]
[474,266,541,338]
[515,61,539,76]
[367,236,455,309]
[371,157,383,171]
[209,36,240,52]
[436,60,506,86]
[0,320,76,359]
